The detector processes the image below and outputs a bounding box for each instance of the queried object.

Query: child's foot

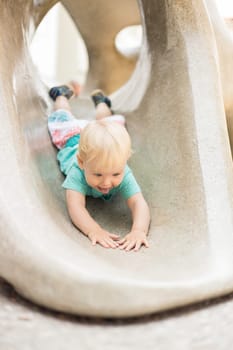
[49,82,80,101]
[49,85,73,101]
[91,89,112,109]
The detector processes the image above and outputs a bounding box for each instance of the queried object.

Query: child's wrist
[131,228,148,235]
[86,226,102,238]
[86,231,95,238]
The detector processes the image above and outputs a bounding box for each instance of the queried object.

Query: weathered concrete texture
[0,0,233,318]
[1,278,233,350]
[205,0,233,153]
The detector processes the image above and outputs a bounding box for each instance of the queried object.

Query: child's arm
[66,189,120,248]
[119,193,151,252]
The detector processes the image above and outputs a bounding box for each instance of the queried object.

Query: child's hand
[87,229,120,249]
[119,230,149,252]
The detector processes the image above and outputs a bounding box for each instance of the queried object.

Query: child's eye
[113,173,120,177]
[94,173,102,177]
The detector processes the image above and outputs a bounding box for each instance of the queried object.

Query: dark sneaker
[49,85,74,101]
[91,89,112,108]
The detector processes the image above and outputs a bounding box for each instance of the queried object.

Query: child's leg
[48,82,82,149]
[95,102,113,120]
[54,95,72,112]
[91,90,113,120]
[49,82,81,111]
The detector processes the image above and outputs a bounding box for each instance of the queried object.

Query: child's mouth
[97,187,111,194]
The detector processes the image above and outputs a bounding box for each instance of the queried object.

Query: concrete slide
[1,0,233,318]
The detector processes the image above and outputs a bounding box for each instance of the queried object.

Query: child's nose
[102,177,111,186]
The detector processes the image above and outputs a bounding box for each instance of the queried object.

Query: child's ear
[77,154,84,169]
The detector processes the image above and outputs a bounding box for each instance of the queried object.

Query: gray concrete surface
[1,278,233,350]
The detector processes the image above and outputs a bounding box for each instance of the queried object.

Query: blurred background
[30,1,233,89]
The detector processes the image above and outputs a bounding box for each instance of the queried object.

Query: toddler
[48,83,150,251]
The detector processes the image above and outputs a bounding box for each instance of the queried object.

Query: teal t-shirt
[57,135,141,201]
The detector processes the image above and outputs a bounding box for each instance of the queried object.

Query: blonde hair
[78,120,132,169]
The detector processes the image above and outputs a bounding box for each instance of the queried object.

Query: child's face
[80,159,126,194]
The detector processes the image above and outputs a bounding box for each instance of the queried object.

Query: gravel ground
[0,278,233,350]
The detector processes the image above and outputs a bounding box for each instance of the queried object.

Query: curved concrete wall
[0,0,233,317]
[205,0,233,153]
[62,0,140,93]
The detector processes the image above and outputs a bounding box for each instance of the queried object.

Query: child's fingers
[98,238,112,248]
[133,239,149,251]
[118,239,127,248]
[134,240,146,251]
[89,232,119,248]
[118,238,126,245]
[134,241,142,251]
[91,237,97,246]
[98,237,119,249]
[100,240,111,248]
[119,238,149,252]
[109,233,120,240]
[125,240,137,251]
[105,238,119,248]
[90,236,109,248]
[119,240,132,250]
